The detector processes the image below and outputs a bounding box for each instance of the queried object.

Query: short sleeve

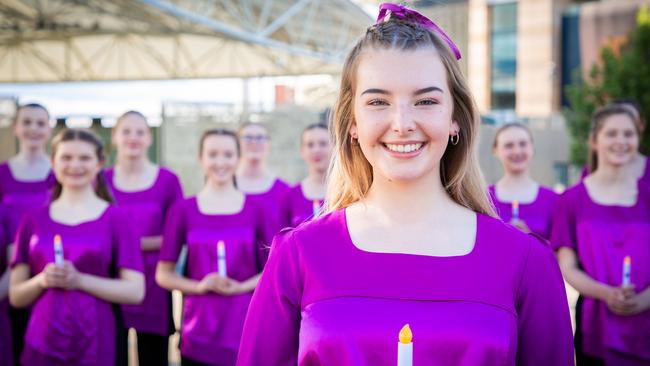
[166,170,184,208]
[10,213,37,268]
[549,191,577,251]
[159,200,186,262]
[253,198,280,271]
[110,208,144,273]
[237,229,302,366]
[515,237,574,365]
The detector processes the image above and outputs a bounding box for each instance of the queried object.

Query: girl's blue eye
[368,99,388,106]
[416,99,438,106]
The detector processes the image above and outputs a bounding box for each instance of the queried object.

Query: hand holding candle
[53,234,64,266]
[622,256,631,287]
[511,200,520,222]
[397,324,413,366]
[217,240,227,277]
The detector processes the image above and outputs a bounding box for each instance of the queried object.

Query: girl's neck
[304,169,327,185]
[15,148,49,165]
[57,185,99,206]
[364,169,458,225]
[116,156,151,175]
[201,180,238,195]
[238,160,268,179]
[592,162,635,185]
[498,171,535,187]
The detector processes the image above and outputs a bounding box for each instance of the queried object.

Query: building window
[490,2,517,111]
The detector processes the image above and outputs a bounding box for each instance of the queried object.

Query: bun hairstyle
[588,104,642,173]
[326,6,495,217]
[50,129,113,203]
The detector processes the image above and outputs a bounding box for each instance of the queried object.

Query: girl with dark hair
[488,122,558,239]
[106,111,183,366]
[237,3,573,365]
[280,123,332,228]
[236,122,289,232]
[8,129,144,366]
[552,104,650,365]
[0,103,55,366]
[156,129,273,366]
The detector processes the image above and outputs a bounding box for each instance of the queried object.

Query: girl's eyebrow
[360,86,443,96]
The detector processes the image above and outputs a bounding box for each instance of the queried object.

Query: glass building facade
[490,2,518,111]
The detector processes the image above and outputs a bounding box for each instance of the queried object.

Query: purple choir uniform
[159,196,274,366]
[105,167,183,336]
[551,182,650,365]
[0,162,56,239]
[0,205,13,366]
[246,178,289,233]
[10,206,143,366]
[488,185,558,239]
[280,184,324,228]
[237,209,574,366]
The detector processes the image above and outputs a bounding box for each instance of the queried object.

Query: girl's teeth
[386,143,422,153]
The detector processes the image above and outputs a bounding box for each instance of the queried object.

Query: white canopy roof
[0,0,372,82]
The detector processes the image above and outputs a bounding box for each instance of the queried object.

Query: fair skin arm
[10,262,144,308]
[156,261,260,296]
[557,247,650,315]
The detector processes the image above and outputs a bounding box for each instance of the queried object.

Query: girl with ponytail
[8,128,144,366]
[238,3,573,365]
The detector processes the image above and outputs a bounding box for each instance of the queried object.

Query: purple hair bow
[376,2,462,60]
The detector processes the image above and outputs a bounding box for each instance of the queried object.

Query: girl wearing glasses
[236,123,289,233]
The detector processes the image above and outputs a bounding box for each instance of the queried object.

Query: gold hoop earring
[450,133,460,146]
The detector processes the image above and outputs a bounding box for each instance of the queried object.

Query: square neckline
[340,208,481,259]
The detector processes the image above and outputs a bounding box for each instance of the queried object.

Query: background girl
[488,122,558,239]
[9,129,144,366]
[0,103,55,365]
[156,129,273,366]
[552,104,650,365]
[106,111,184,366]
[280,123,331,228]
[236,122,289,232]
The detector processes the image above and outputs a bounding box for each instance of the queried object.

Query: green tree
[564,5,650,166]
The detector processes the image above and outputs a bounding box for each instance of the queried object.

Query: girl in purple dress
[0,103,55,365]
[580,100,648,186]
[552,104,650,366]
[236,122,289,232]
[0,205,13,366]
[9,129,144,366]
[237,4,574,366]
[281,123,331,228]
[488,123,558,239]
[106,111,184,366]
[156,129,273,366]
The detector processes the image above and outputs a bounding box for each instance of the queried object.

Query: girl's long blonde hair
[325,18,495,217]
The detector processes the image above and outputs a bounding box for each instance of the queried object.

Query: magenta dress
[237,209,574,366]
[550,182,650,364]
[159,196,275,365]
[105,167,183,336]
[280,184,324,228]
[10,206,144,366]
[0,162,56,240]
[245,178,289,233]
[488,185,558,239]
[0,205,13,366]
